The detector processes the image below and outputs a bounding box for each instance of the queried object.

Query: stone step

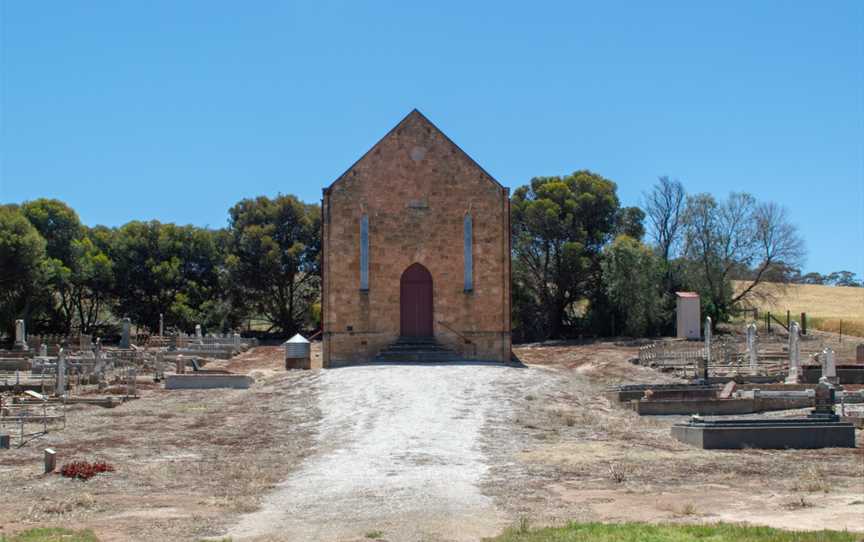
[395,338,437,345]
[373,352,465,363]
[383,344,450,352]
[372,337,467,363]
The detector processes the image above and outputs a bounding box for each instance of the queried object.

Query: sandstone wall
[322,111,511,365]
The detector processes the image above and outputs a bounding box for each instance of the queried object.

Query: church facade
[321,110,511,366]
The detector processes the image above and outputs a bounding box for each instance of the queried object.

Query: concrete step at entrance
[373,337,463,363]
[385,344,451,352]
[375,352,465,363]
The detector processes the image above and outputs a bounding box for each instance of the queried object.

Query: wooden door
[400,263,433,337]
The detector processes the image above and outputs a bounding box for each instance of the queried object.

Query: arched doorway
[400,263,433,337]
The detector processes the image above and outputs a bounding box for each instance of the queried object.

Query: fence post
[766,312,771,333]
[786,310,790,330]
[801,312,807,335]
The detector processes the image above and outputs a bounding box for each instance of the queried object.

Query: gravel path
[227,364,529,541]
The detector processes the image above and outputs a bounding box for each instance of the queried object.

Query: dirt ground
[1,341,862,541]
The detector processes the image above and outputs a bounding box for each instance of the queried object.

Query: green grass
[0,528,100,542]
[485,522,859,542]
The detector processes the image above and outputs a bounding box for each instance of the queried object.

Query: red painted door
[400,263,433,337]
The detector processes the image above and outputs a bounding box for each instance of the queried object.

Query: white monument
[746,323,758,370]
[698,316,712,380]
[120,317,131,348]
[13,319,28,351]
[785,321,801,383]
[822,347,837,384]
[56,348,66,396]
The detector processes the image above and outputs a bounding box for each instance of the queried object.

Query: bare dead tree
[732,201,805,304]
[644,176,685,263]
[682,192,805,322]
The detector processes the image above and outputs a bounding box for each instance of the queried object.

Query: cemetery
[1,111,861,537]
[0,317,256,448]
[0,311,861,540]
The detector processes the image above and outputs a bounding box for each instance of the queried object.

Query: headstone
[0,433,10,450]
[94,338,102,359]
[39,344,48,357]
[56,348,66,396]
[809,381,837,420]
[169,334,178,351]
[120,317,131,348]
[746,323,758,370]
[719,380,737,399]
[822,348,837,384]
[785,321,801,384]
[79,333,91,352]
[176,355,185,374]
[44,448,56,473]
[195,324,202,339]
[701,316,712,381]
[233,332,240,348]
[13,319,28,351]
[159,313,164,337]
[857,344,864,363]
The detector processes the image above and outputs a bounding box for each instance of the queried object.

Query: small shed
[675,292,701,340]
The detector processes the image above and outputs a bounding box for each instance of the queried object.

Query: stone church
[321,110,511,367]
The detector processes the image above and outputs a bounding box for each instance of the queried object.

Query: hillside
[733,280,864,337]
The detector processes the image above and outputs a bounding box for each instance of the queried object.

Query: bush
[59,460,115,481]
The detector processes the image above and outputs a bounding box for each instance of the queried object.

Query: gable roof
[324,109,504,193]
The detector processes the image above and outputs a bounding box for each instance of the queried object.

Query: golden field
[733,280,864,337]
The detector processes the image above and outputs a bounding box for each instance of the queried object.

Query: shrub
[59,460,115,481]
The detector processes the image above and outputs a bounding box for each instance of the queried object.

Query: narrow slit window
[464,213,473,291]
[360,214,369,291]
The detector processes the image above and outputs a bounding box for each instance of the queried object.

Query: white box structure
[676,292,701,340]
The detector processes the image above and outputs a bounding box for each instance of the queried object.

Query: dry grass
[793,466,832,494]
[0,346,320,542]
[806,317,864,338]
[733,281,864,337]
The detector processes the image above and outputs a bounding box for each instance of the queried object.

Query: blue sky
[1,1,862,275]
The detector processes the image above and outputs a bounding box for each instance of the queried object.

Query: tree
[602,235,662,336]
[226,195,320,334]
[111,221,223,333]
[0,205,48,335]
[68,231,115,333]
[20,199,84,333]
[682,193,805,323]
[615,206,646,240]
[20,199,82,265]
[511,170,622,338]
[800,272,825,285]
[644,176,685,264]
[825,270,861,287]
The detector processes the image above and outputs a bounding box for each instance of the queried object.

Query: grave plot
[671,382,856,449]
[1,320,258,450]
[617,320,864,420]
